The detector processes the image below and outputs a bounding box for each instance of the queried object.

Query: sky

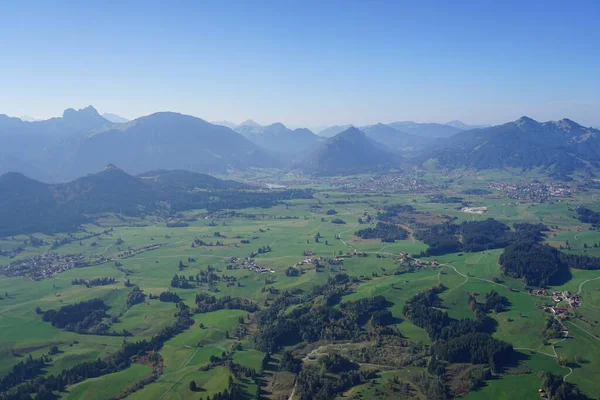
[1,0,599,128]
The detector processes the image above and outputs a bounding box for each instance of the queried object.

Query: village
[532,289,581,320]
[0,252,88,280]
[488,181,572,202]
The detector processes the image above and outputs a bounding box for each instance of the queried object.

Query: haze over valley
[1,2,599,400]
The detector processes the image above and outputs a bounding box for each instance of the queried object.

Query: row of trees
[71,277,116,287]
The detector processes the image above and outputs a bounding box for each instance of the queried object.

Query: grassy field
[1,172,600,399]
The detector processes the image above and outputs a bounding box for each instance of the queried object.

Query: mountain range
[1,106,598,180]
[0,107,278,181]
[425,117,600,176]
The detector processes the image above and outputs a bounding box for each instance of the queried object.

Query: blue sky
[1,0,598,127]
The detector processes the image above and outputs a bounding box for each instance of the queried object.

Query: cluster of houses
[238,257,274,274]
[395,253,438,267]
[532,289,581,308]
[488,181,572,202]
[534,290,581,321]
[542,305,570,320]
[0,252,87,280]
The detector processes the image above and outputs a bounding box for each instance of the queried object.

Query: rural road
[337,224,358,248]
[100,233,124,255]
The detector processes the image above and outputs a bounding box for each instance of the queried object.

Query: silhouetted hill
[425,117,600,176]
[138,169,251,190]
[0,172,80,235]
[102,113,130,123]
[0,166,312,236]
[316,125,353,138]
[298,127,401,175]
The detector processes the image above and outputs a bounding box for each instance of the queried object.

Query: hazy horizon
[1,1,599,127]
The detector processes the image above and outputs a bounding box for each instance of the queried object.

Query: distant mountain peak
[553,118,582,130]
[239,119,261,128]
[19,115,39,122]
[63,105,101,119]
[339,126,363,136]
[105,163,119,171]
[266,122,287,130]
[514,116,539,128]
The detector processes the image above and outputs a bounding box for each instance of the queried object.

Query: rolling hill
[0,166,307,236]
[298,127,401,175]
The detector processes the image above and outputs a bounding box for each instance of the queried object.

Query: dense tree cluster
[561,252,600,270]
[403,286,513,373]
[42,299,109,333]
[429,194,464,203]
[253,293,389,353]
[513,223,548,242]
[501,240,600,286]
[500,241,565,286]
[170,275,195,288]
[279,350,302,373]
[295,363,376,400]
[468,290,509,315]
[285,266,301,277]
[540,371,584,400]
[355,222,409,242]
[125,286,146,307]
[194,293,259,313]
[415,223,462,255]
[417,219,516,255]
[542,316,564,339]
[157,291,181,303]
[0,354,49,393]
[317,353,358,373]
[459,219,513,252]
[575,206,600,226]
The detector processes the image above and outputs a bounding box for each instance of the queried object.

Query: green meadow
[1,174,600,399]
